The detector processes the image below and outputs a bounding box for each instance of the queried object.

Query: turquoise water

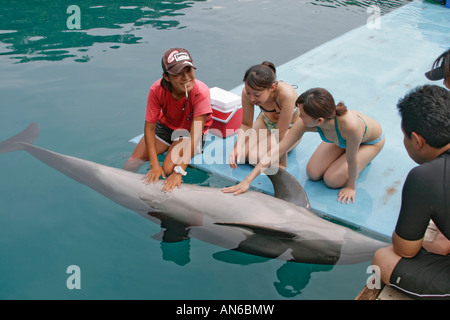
[0,0,412,300]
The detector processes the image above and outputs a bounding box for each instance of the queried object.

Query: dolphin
[0,123,388,265]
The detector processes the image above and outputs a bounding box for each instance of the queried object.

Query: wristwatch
[174,166,187,176]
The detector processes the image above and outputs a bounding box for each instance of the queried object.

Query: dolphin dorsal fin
[266,167,310,209]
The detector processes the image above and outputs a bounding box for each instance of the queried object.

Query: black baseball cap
[425,65,445,81]
[161,48,196,75]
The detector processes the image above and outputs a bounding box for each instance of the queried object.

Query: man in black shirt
[372,85,450,299]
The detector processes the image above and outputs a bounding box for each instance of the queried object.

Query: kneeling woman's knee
[306,163,324,181]
[323,171,347,189]
[162,162,175,176]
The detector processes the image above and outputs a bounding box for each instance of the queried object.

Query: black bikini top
[259,97,281,114]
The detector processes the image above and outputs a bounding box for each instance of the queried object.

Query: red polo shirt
[145,79,212,133]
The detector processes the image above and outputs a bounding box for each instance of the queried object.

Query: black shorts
[390,248,450,300]
[155,121,206,152]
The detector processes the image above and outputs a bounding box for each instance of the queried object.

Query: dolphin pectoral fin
[214,223,294,260]
[151,230,164,241]
[151,228,190,243]
[147,212,191,243]
[265,167,310,209]
[215,222,296,239]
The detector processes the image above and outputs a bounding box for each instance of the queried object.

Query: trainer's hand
[142,166,165,184]
[162,173,182,192]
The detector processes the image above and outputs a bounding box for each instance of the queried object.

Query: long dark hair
[296,88,347,119]
[243,61,277,90]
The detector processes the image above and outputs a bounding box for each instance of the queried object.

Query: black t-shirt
[395,150,450,241]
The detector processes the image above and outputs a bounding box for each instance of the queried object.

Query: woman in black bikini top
[259,98,281,114]
[228,61,299,169]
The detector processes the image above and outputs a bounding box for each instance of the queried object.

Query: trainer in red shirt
[124,48,212,192]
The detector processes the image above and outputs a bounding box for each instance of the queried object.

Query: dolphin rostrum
[0,123,388,264]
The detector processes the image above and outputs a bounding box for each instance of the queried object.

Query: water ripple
[0,0,201,63]
[309,0,413,14]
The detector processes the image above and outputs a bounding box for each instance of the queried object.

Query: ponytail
[335,102,348,116]
[243,61,277,90]
[261,61,276,76]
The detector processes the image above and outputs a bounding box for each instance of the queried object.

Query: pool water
[0,0,412,300]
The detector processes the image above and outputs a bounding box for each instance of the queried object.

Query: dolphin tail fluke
[0,123,40,154]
